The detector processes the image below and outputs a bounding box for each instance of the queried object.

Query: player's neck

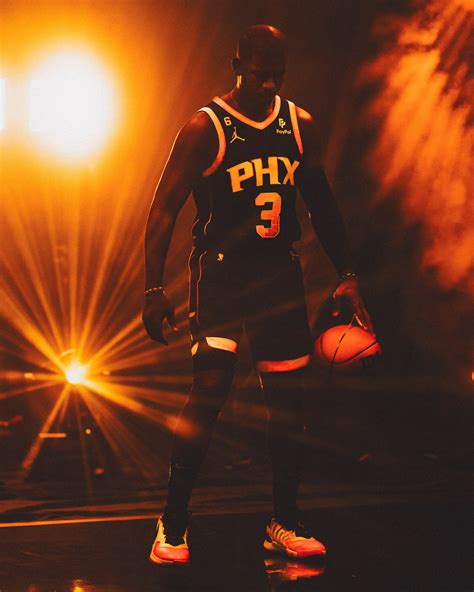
[222,88,275,122]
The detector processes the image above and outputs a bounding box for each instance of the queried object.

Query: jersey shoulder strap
[285,99,304,156]
[197,102,227,177]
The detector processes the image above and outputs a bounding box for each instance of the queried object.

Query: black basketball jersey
[191,95,304,256]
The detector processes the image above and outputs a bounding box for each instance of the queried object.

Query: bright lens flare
[0,78,5,131]
[28,49,118,159]
[65,361,88,385]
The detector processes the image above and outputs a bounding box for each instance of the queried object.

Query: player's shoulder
[180,109,214,138]
[287,101,319,146]
[292,104,317,131]
[174,107,216,153]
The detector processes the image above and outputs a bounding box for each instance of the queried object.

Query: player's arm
[143,112,217,344]
[296,107,374,333]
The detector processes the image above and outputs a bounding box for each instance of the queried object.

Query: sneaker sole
[149,551,190,566]
[263,539,326,558]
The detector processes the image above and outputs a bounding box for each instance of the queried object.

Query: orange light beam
[20,384,70,475]
[78,386,167,478]
[0,379,63,401]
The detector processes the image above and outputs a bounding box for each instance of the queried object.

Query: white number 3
[255,192,281,238]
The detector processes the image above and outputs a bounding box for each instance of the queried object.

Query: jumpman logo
[230,126,245,143]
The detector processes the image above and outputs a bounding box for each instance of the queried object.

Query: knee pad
[192,338,237,372]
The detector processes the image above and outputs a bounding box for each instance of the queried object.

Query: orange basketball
[314,324,381,372]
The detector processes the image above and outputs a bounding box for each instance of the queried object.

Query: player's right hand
[332,276,374,335]
[142,291,179,345]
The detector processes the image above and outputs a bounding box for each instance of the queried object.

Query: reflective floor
[0,500,471,591]
[1,374,472,591]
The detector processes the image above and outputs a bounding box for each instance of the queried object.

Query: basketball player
[143,25,373,565]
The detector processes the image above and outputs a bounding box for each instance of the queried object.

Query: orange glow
[359,0,474,293]
[28,47,119,160]
[0,2,200,483]
[64,360,88,384]
[21,385,70,473]
[0,78,5,131]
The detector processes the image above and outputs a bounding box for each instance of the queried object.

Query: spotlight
[0,78,5,131]
[28,48,118,159]
[65,361,88,385]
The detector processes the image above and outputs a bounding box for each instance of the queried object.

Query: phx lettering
[227,156,300,193]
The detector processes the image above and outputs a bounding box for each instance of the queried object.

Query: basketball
[314,324,381,372]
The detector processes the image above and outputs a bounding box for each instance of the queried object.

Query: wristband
[144,286,165,296]
[339,270,358,282]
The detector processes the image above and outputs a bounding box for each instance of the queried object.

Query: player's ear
[231,57,242,75]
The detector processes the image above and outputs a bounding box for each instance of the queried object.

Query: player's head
[232,25,287,106]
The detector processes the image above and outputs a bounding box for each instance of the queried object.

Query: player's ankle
[273,510,298,530]
[163,504,190,519]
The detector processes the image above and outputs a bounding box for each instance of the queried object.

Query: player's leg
[150,249,241,565]
[168,248,241,516]
[258,363,326,559]
[166,342,236,517]
[248,250,326,558]
[150,342,237,565]
[258,365,308,528]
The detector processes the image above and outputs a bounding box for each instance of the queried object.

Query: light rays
[0,5,195,485]
[78,386,167,479]
[0,78,5,131]
[0,0,277,493]
[0,166,191,481]
[0,377,63,402]
[20,384,70,474]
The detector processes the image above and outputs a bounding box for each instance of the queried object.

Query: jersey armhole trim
[288,101,303,156]
[199,107,226,177]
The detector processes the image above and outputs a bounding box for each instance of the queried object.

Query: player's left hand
[332,277,374,334]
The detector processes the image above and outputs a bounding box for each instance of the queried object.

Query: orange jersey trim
[288,100,303,155]
[257,354,311,373]
[213,95,281,130]
[199,107,226,176]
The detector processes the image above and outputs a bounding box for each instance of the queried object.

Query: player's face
[240,53,286,107]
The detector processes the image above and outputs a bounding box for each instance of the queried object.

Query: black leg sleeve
[259,367,308,527]
[166,366,234,514]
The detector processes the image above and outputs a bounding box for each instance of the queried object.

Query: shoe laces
[275,518,310,539]
[162,511,189,546]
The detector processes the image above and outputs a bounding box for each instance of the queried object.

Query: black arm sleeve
[297,166,353,274]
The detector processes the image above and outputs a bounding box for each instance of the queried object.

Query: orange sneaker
[263,518,326,558]
[149,513,190,566]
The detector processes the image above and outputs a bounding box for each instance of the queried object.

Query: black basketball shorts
[188,247,313,372]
